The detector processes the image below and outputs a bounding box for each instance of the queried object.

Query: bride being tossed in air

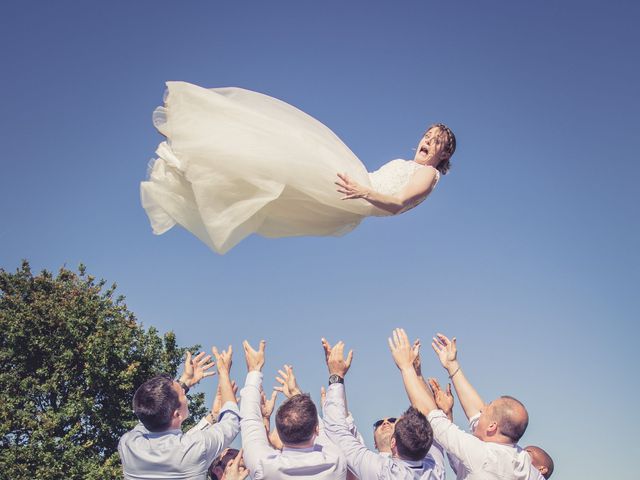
[141,82,456,254]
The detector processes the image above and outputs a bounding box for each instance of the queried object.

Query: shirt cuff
[327,383,344,396]
[427,409,447,422]
[218,401,241,421]
[468,412,480,432]
[245,370,263,388]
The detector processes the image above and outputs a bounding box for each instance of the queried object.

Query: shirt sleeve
[185,402,241,467]
[427,409,487,475]
[323,383,388,479]
[240,371,276,479]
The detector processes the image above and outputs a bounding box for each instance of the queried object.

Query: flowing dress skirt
[141,82,373,254]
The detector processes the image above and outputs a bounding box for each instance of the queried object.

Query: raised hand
[274,365,302,398]
[412,339,422,377]
[428,377,454,419]
[320,386,326,408]
[224,449,249,480]
[260,389,278,419]
[212,345,233,377]
[179,350,216,388]
[388,328,417,371]
[322,338,353,377]
[243,340,266,372]
[431,333,458,372]
[335,173,370,200]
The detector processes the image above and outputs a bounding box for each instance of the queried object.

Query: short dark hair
[275,394,318,445]
[132,374,180,432]
[393,407,433,461]
[208,448,240,480]
[496,395,528,443]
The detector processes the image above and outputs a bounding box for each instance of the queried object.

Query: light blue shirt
[240,371,347,479]
[323,383,446,480]
[118,401,240,479]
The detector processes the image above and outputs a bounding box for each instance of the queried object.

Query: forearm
[447,361,484,419]
[217,371,236,406]
[400,367,437,415]
[361,189,406,215]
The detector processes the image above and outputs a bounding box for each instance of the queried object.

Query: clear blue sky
[2,1,639,478]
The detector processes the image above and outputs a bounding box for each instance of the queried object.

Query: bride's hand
[335,173,370,200]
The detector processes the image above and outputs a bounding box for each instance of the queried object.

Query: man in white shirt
[389,328,534,480]
[240,340,347,479]
[118,347,240,479]
[322,340,446,479]
[430,333,554,479]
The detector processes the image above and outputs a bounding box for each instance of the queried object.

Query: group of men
[118,328,554,479]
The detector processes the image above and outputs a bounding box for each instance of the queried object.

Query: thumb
[346,349,354,368]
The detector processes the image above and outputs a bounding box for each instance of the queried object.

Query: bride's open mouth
[419,146,429,155]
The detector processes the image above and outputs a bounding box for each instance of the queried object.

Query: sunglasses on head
[373,417,397,429]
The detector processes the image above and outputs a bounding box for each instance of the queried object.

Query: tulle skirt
[140,81,373,254]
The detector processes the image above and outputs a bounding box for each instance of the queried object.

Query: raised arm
[240,340,275,477]
[188,346,240,467]
[322,340,387,479]
[431,333,485,420]
[211,345,237,407]
[336,167,438,215]
[388,328,437,415]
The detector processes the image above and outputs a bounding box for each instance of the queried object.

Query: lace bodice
[368,159,439,215]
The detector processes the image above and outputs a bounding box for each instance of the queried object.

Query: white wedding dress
[141,82,439,254]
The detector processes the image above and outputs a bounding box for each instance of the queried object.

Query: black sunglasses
[373,417,397,429]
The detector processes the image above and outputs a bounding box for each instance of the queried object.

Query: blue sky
[2,1,639,478]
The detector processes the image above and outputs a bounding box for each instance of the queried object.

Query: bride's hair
[428,123,456,175]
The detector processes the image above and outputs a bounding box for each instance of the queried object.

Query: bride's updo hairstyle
[428,123,456,175]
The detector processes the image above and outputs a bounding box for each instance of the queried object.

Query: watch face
[329,374,343,384]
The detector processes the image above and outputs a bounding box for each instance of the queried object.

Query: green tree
[0,261,207,479]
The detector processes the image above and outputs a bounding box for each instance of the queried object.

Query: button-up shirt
[118,401,240,479]
[240,371,347,479]
[323,383,446,479]
[428,409,533,480]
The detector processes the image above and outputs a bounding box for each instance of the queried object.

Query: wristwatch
[328,374,344,385]
[178,380,190,394]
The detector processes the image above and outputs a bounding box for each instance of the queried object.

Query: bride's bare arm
[335,168,438,215]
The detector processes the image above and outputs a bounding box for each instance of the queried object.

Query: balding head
[525,445,554,479]
[494,396,528,443]
[474,395,528,444]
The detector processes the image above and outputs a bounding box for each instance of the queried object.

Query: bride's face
[414,127,446,163]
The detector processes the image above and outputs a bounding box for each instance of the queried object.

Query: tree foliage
[0,261,207,479]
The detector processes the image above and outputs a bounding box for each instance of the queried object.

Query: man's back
[119,404,239,480]
[258,444,347,479]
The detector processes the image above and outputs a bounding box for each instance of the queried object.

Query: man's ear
[390,435,396,452]
[315,423,320,436]
[487,421,498,436]
[539,466,548,477]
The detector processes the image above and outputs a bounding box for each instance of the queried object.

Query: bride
[141,82,456,254]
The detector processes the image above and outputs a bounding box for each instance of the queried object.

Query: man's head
[275,394,319,446]
[132,374,188,432]
[474,396,528,444]
[525,445,554,479]
[389,407,433,461]
[208,448,242,480]
[373,417,397,453]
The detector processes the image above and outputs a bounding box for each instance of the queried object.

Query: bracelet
[448,367,460,379]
